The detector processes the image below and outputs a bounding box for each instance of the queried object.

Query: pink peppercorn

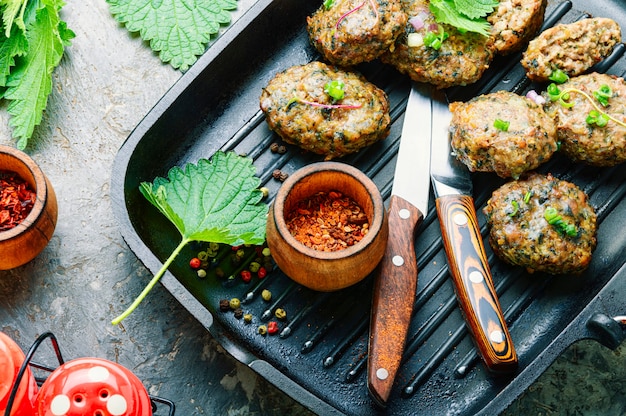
[267,321,279,335]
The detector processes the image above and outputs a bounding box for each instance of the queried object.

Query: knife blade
[429,89,518,373]
[367,82,432,407]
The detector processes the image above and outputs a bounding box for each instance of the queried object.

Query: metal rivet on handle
[469,271,484,284]
[489,330,505,344]
[453,213,468,226]
[392,256,404,266]
[376,368,389,380]
[398,209,410,219]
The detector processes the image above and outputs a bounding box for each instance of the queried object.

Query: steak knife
[367,82,432,406]
[429,90,518,373]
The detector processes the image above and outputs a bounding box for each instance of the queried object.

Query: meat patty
[543,72,626,166]
[307,0,407,67]
[449,90,558,179]
[380,0,494,88]
[260,61,390,160]
[484,172,597,275]
[521,17,622,82]
[488,0,547,55]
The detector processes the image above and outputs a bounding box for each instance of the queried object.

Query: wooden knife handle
[436,194,518,373]
[368,195,423,406]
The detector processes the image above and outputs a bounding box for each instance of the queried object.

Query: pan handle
[586,313,626,350]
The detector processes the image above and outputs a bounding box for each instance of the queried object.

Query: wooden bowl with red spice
[0,145,58,270]
[266,162,388,291]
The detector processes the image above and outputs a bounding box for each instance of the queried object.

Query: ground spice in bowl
[285,190,369,252]
[0,170,36,231]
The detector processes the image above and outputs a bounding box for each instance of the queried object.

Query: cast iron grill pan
[111,0,626,414]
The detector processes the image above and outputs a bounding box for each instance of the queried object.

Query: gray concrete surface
[0,1,624,415]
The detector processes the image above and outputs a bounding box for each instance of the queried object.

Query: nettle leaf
[454,0,498,20]
[2,0,74,149]
[106,0,238,71]
[112,151,268,325]
[141,150,267,246]
[429,0,492,36]
[0,25,27,86]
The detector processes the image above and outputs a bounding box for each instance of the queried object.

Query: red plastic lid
[35,357,153,416]
[0,332,37,416]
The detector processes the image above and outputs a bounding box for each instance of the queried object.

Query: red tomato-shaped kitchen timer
[0,332,37,416]
[35,357,152,416]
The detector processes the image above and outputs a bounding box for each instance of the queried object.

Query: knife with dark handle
[430,90,518,373]
[367,82,432,407]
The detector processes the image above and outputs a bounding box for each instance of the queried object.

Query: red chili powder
[0,170,36,231]
[286,190,369,252]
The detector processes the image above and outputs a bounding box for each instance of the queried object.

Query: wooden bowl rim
[272,161,385,260]
[0,145,48,242]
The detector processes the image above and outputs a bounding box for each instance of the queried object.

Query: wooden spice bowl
[266,162,388,291]
[0,145,58,270]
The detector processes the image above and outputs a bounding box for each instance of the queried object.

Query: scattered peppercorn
[229,298,241,310]
[267,321,279,335]
[277,145,287,154]
[261,289,272,302]
[275,308,287,320]
[258,325,268,335]
[270,142,280,153]
[197,269,207,279]
[243,313,253,323]
[234,308,244,319]
[260,187,269,198]
[249,261,261,273]
[262,247,271,257]
[240,270,252,283]
[257,266,267,279]
[272,169,282,180]
[189,257,202,269]
[279,171,289,182]
[219,299,230,312]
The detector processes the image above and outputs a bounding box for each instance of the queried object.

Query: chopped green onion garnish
[424,25,448,50]
[586,110,609,127]
[548,68,569,84]
[523,191,532,204]
[544,207,578,237]
[508,200,519,217]
[593,84,612,107]
[324,80,345,102]
[323,0,335,10]
[494,118,510,132]
[547,83,561,101]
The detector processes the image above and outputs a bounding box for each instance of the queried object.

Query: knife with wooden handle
[367,82,432,407]
[430,90,518,373]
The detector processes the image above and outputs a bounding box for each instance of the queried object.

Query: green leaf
[0,25,28,86]
[0,0,28,37]
[453,0,499,20]
[106,0,238,71]
[112,152,269,325]
[141,151,267,246]
[4,1,68,149]
[429,0,492,36]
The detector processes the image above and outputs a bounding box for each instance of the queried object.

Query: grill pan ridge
[111,0,626,414]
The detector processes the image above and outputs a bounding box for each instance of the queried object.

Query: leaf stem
[111,238,191,325]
